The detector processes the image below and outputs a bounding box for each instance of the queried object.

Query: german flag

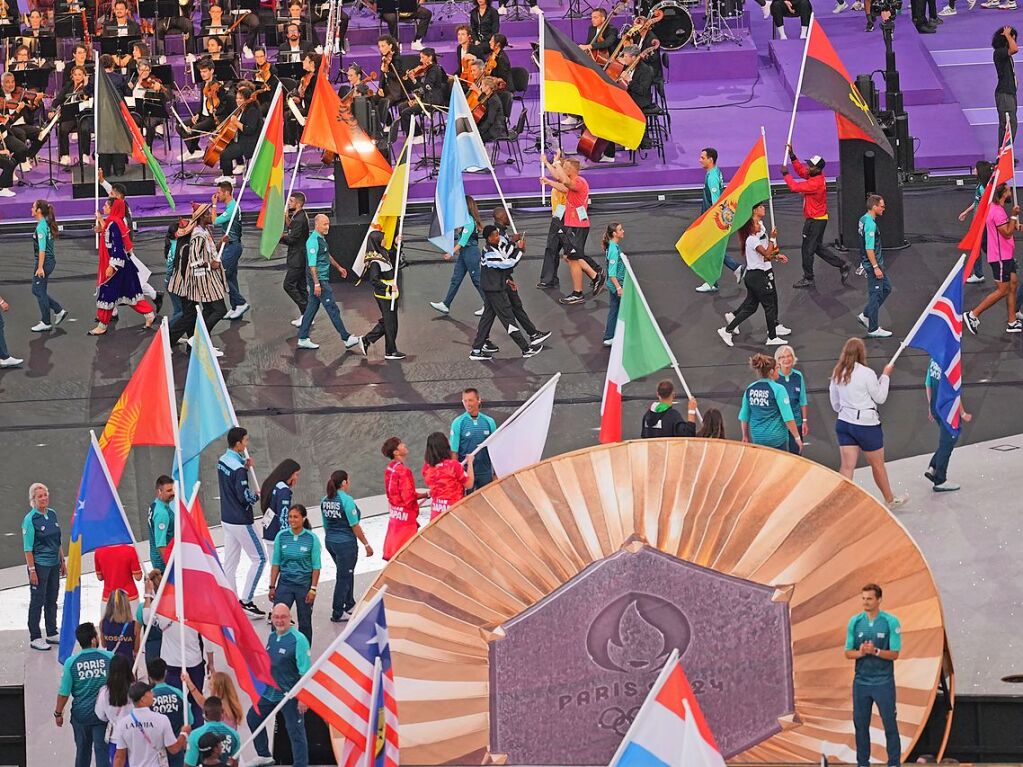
[801,18,893,156]
[542,19,646,150]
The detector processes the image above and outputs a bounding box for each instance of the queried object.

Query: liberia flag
[903,256,965,437]
[296,588,399,767]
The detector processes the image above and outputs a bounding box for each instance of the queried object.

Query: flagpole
[761,126,776,234]
[1007,113,1017,207]
[93,50,100,248]
[888,254,966,367]
[362,658,383,767]
[391,120,415,312]
[782,15,813,169]
[488,168,519,234]
[133,540,176,677]
[620,253,700,417]
[538,10,547,206]
[286,143,306,205]
[236,586,391,754]
[468,372,561,458]
[607,649,680,767]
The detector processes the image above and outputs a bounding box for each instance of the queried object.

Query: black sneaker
[384,351,407,360]
[792,278,815,289]
[522,344,544,358]
[866,18,875,30]
[529,330,552,345]
[923,468,937,484]
[239,600,264,617]
[361,337,370,356]
[536,281,560,289]
[559,292,585,305]
[154,292,164,313]
[591,270,607,297]
[469,349,494,361]
[481,341,500,353]
[840,264,851,285]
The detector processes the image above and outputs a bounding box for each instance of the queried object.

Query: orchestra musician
[469,0,498,47]
[629,17,661,83]
[177,58,231,160]
[99,56,129,176]
[203,34,233,61]
[95,0,137,29]
[251,46,279,113]
[215,85,261,181]
[0,72,43,170]
[580,8,619,56]
[279,0,321,46]
[389,46,444,144]
[21,8,49,35]
[100,54,127,94]
[130,58,167,147]
[487,32,512,112]
[0,142,17,198]
[52,64,92,167]
[475,76,507,143]
[61,43,92,84]
[285,50,317,146]
[239,0,282,58]
[453,24,483,74]
[278,22,314,62]
[10,44,37,70]
[102,0,142,36]
[380,0,431,52]
[156,0,194,55]
[201,0,233,50]
[377,34,406,110]
[0,0,22,26]
[117,39,149,72]
[342,62,388,130]
[601,45,653,161]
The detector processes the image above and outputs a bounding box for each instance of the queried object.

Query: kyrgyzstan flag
[800,19,894,156]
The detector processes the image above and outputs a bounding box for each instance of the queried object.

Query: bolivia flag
[248,85,286,259]
[600,262,674,443]
[353,127,412,277]
[95,64,175,209]
[675,135,770,285]
[542,19,646,150]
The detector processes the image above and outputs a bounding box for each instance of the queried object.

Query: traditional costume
[90,198,155,335]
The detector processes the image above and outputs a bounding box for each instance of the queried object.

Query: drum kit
[639,0,745,50]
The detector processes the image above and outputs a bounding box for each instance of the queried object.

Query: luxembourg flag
[609,650,726,767]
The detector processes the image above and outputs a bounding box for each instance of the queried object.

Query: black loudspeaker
[271,706,335,765]
[351,95,375,137]
[329,165,385,280]
[836,139,906,250]
[327,221,373,275]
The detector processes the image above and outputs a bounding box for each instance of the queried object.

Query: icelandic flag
[58,432,136,662]
[904,256,965,437]
[609,650,725,767]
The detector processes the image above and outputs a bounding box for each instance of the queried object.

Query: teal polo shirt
[272,528,322,585]
[265,627,311,702]
[184,720,240,766]
[60,648,114,725]
[148,498,174,572]
[151,682,191,736]
[22,508,62,566]
[306,231,331,281]
[738,379,794,449]
[859,213,883,268]
[846,610,902,685]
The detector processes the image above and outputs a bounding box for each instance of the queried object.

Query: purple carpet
[0,1,1011,224]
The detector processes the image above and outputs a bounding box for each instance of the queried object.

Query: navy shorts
[991,258,1017,283]
[836,419,884,452]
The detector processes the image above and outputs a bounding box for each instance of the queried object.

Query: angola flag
[248,85,286,259]
[352,128,412,277]
[542,19,645,150]
[302,58,391,188]
[675,135,771,285]
[95,66,175,208]
[801,19,893,157]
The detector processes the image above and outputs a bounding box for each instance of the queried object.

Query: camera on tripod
[869,0,901,16]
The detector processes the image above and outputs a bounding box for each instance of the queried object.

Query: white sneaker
[857,312,869,329]
[851,0,863,9]
[938,4,956,12]
[965,273,985,283]
[82,155,92,165]
[410,39,424,51]
[530,4,542,13]
[46,634,60,644]
[867,327,893,338]
[430,301,450,314]
[224,307,240,320]
[560,115,581,127]
[249,758,276,767]
[765,336,786,345]
[30,321,51,332]
[243,45,254,60]
[497,3,507,12]
[214,175,232,184]
[474,307,485,316]
[775,324,792,336]
[29,638,49,651]
[0,356,23,368]
[1000,0,1016,8]
[777,26,788,38]
[297,338,320,349]
[54,309,68,325]
[967,0,976,7]
[284,145,298,154]
[724,311,740,333]
[598,155,615,163]
[1016,310,1023,320]
[290,317,303,327]
[717,327,734,347]
[231,303,250,320]
[887,494,909,509]
[345,335,364,353]
[832,0,847,10]
[59,154,71,167]
[695,282,718,293]
[0,188,16,197]
[762,1,772,16]
[19,160,32,173]
[603,338,613,346]
[232,163,245,176]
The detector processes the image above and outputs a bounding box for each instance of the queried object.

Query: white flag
[475,373,559,477]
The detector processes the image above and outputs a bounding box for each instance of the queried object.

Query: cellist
[215,85,261,182]
[177,57,231,161]
[579,7,618,61]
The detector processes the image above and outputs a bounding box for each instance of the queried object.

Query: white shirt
[743,222,771,271]
[95,685,132,724]
[111,706,177,767]
[829,362,889,426]
[143,607,204,667]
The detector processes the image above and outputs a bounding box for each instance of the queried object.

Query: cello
[203,90,258,168]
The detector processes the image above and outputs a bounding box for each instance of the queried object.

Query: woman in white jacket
[94,653,134,763]
[829,338,908,509]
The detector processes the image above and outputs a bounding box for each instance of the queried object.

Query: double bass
[589,0,628,67]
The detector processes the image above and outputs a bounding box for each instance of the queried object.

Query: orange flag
[98,324,178,486]
[301,60,392,188]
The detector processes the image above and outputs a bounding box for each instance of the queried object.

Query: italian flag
[248,85,286,259]
[599,260,674,443]
[674,135,770,285]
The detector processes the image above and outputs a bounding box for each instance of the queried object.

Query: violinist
[177,58,229,159]
[279,22,314,62]
[102,0,142,37]
[0,73,43,169]
[251,46,279,113]
[53,64,92,168]
[342,62,388,129]
[215,85,261,181]
[469,0,498,46]
[381,0,431,52]
[60,43,93,84]
[487,34,512,90]
[377,34,406,110]
[130,58,167,148]
[453,25,483,75]
[475,76,507,143]
[389,47,444,144]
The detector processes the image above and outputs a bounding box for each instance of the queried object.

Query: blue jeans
[28,562,59,640]
[863,270,892,331]
[298,277,351,342]
[275,578,313,644]
[72,720,109,767]
[853,680,900,767]
[32,255,62,324]
[442,243,483,308]
[165,662,206,726]
[220,241,245,308]
[165,268,183,326]
[248,695,308,767]
[326,538,358,619]
[603,288,621,341]
[928,415,959,485]
[0,305,9,359]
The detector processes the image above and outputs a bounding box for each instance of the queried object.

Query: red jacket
[783,158,829,220]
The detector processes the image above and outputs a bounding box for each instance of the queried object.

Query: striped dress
[168,224,227,303]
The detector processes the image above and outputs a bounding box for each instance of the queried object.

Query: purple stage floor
[0,0,1012,225]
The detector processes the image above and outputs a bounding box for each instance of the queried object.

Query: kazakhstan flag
[58,432,135,662]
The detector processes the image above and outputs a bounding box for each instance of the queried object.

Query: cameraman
[994,26,1019,155]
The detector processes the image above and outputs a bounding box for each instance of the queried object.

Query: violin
[484,49,498,76]
[605,8,663,70]
[403,62,429,82]
[203,80,221,113]
[255,61,272,83]
[578,43,658,162]
[294,71,313,102]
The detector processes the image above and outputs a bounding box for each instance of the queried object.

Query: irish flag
[600,256,674,443]
[675,135,771,285]
[248,85,286,259]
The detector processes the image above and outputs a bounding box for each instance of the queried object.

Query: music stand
[274,60,303,79]
[196,30,236,54]
[192,57,236,82]
[12,67,52,92]
[99,34,143,56]
[20,34,58,59]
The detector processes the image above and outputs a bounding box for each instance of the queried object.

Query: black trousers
[473,287,530,352]
[0,155,14,189]
[382,5,431,39]
[168,297,228,345]
[564,225,602,273]
[179,114,216,154]
[99,153,127,176]
[364,296,399,354]
[771,0,811,26]
[58,120,91,156]
[539,218,564,285]
[158,16,193,52]
[506,282,537,337]
[726,268,779,338]
[219,141,248,176]
[283,261,308,314]
[800,217,847,279]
